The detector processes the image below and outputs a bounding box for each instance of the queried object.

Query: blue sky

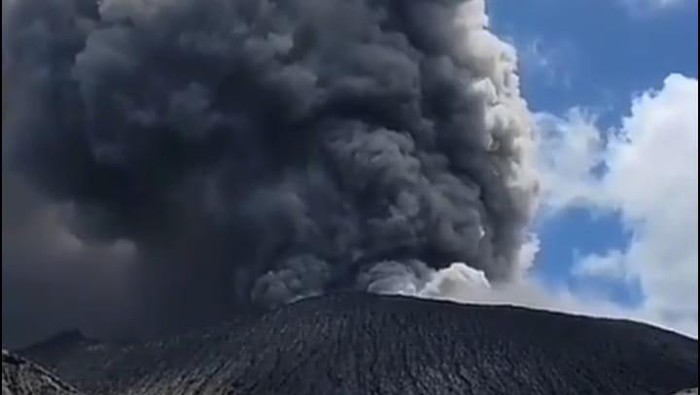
[488,0,698,327]
[491,0,698,115]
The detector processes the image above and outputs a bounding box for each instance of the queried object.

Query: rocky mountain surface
[11,293,700,395]
[2,350,79,395]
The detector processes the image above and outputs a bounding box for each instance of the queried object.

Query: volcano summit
[11,294,699,395]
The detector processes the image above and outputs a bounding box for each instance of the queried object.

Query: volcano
[7,293,698,395]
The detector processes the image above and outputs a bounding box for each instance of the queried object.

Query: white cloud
[535,108,605,211]
[573,250,628,280]
[536,74,699,336]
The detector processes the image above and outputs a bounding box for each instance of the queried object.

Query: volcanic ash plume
[2,0,537,344]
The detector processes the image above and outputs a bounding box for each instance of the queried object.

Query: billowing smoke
[2,0,537,346]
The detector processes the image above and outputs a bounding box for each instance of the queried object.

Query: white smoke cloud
[454,0,538,200]
[405,263,637,321]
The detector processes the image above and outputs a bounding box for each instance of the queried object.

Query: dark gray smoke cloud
[2,0,537,347]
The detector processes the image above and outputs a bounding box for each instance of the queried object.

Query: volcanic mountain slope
[2,350,79,395]
[19,293,699,395]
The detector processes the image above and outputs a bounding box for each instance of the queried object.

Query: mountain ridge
[14,293,700,394]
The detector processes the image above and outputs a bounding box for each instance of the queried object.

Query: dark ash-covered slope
[2,350,80,395]
[22,293,699,395]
